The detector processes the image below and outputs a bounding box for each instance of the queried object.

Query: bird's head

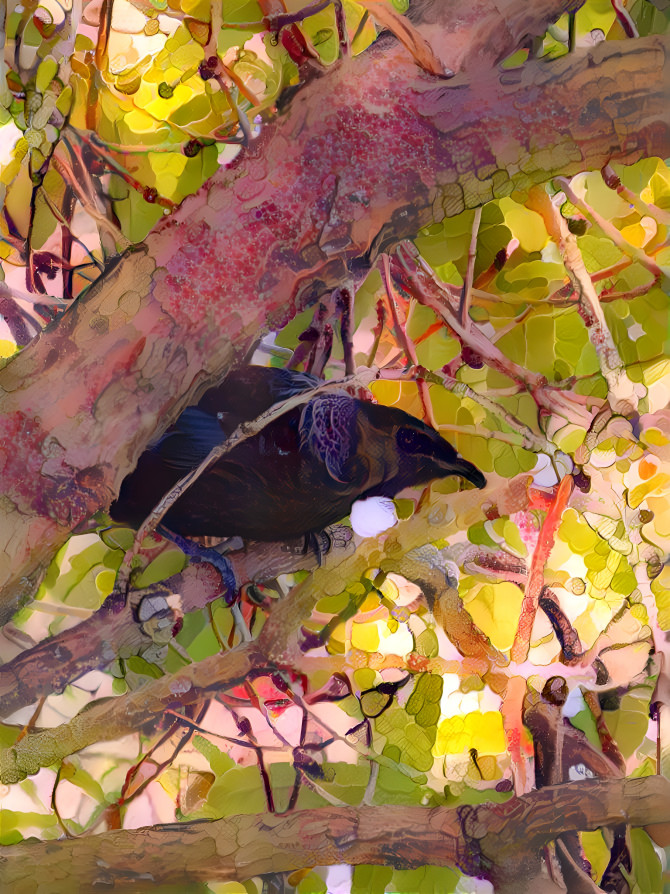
[391,415,486,491]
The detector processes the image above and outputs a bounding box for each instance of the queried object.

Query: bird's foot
[160,528,253,644]
[301,525,353,565]
[303,529,332,565]
[158,527,237,605]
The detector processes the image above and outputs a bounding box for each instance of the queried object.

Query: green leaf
[206,765,268,817]
[352,865,393,894]
[388,865,460,894]
[297,871,327,894]
[603,693,652,759]
[582,831,612,886]
[0,810,59,844]
[133,548,187,588]
[125,655,164,679]
[60,761,106,803]
[628,828,662,894]
[498,197,547,252]
[193,735,236,776]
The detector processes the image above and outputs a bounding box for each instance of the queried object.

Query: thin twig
[51,763,77,839]
[510,475,574,664]
[601,164,670,226]
[393,242,545,391]
[287,300,329,370]
[336,286,356,376]
[365,297,386,367]
[51,148,129,248]
[547,257,633,303]
[555,176,664,279]
[459,206,481,328]
[40,189,105,272]
[358,0,451,77]
[427,369,556,455]
[599,274,661,302]
[392,244,592,434]
[334,0,350,57]
[15,696,46,743]
[380,253,437,427]
[529,185,644,416]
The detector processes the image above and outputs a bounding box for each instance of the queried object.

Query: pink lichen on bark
[0,31,665,615]
[149,50,452,332]
[0,411,108,525]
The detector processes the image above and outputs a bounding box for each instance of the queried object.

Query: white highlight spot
[350,497,398,538]
[531,451,573,487]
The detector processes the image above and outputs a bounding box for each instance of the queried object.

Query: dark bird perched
[111,365,485,541]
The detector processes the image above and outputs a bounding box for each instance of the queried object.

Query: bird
[110,365,486,541]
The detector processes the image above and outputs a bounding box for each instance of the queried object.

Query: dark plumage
[111,365,485,540]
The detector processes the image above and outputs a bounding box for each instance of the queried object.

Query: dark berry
[567,217,588,236]
[599,691,620,712]
[542,676,568,707]
[88,156,106,175]
[462,346,484,369]
[183,139,201,157]
[198,61,215,80]
[602,167,620,189]
[494,248,507,271]
[298,326,320,342]
[573,470,591,492]
[300,627,324,652]
[593,658,609,686]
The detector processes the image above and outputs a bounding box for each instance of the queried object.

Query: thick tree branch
[0,26,667,622]
[1,775,668,893]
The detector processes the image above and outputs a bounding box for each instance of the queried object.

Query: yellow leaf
[628,473,670,508]
[351,621,380,652]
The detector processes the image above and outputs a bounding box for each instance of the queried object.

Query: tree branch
[1,776,668,893]
[0,526,354,718]
[0,476,525,783]
[0,28,667,622]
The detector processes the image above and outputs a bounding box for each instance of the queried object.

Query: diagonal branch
[0,476,523,783]
[0,26,667,623]
[527,185,645,416]
[511,475,574,663]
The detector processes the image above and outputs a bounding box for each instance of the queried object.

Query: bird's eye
[396,428,428,453]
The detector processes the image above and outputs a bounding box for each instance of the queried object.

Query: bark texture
[0,27,667,622]
[1,776,668,892]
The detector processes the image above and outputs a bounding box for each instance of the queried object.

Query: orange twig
[511,474,574,663]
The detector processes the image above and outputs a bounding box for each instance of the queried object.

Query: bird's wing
[269,368,321,398]
[299,394,359,484]
[197,366,320,432]
[153,407,225,472]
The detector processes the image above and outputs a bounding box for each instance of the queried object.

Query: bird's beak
[450,457,486,489]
